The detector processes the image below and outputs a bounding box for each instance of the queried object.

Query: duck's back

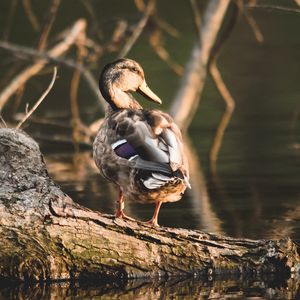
[93,108,190,203]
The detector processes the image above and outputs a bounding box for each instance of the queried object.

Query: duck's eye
[131,67,138,72]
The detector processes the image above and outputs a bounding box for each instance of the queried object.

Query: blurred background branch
[169,0,230,131]
[0,19,86,112]
[118,0,156,58]
[16,66,57,129]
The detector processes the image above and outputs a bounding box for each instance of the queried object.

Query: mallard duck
[93,58,190,226]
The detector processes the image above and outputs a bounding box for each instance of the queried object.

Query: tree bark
[0,128,300,283]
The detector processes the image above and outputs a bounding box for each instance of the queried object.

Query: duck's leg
[145,201,162,227]
[115,189,135,221]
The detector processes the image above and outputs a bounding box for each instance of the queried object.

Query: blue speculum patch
[114,142,137,159]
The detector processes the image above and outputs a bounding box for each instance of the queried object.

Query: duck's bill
[138,80,162,104]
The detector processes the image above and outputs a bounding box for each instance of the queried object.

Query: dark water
[1,0,300,298]
[1,275,300,300]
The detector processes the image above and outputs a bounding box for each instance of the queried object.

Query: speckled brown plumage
[93,58,190,226]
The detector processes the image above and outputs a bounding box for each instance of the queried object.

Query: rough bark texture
[0,128,300,283]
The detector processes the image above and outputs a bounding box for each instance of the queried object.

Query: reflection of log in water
[267,205,300,240]
[1,276,299,299]
[184,135,223,234]
[1,128,300,284]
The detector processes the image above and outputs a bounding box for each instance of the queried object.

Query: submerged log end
[0,128,300,283]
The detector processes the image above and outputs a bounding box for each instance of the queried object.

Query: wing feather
[108,109,189,187]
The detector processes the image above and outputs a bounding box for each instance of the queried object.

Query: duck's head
[99,58,162,110]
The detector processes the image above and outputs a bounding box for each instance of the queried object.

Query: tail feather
[140,171,185,190]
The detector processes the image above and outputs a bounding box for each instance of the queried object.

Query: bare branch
[70,34,93,145]
[244,11,264,43]
[209,63,236,170]
[135,0,180,38]
[169,0,230,130]
[80,0,104,40]
[118,0,156,58]
[207,2,240,167]
[21,0,40,32]
[245,4,300,14]
[242,0,264,43]
[0,115,7,128]
[190,0,202,38]
[0,39,106,112]
[106,20,128,52]
[37,0,61,51]
[16,67,57,130]
[209,106,234,173]
[149,30,183,75]
[154,16,180,38]
[0,20,87,112]
[2,0,18,40]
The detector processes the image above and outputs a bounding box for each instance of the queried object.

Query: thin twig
[149,30,183,75]
[70,34,93,145]
[135,0,180,38]
[244,11,264,43]
[154,16,180,38]
[209,106,234,174]
[21,0,40,32]
[79,0,104,40]
[245,4,300,14]
[242,0,264,43]
[37,0,61,51]
[106,20,128,52]
[0,115,7,128]
[25,103,29,114]
[16,67,57,130]
[2,0,18,40]
[118,0,155,58]
[209,61,235,111]
[70,63,82,129]
[208,2,240,167]
[190,0,202,38]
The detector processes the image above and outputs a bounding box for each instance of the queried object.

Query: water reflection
[44,132,225,232]
[44,129,300,241]
[1,275,299,300]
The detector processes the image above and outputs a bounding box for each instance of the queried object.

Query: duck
[93,58,190,226]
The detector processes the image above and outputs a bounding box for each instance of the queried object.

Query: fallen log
[0,128,300,283]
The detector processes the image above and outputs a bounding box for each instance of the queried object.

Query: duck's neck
[102,82,142,110]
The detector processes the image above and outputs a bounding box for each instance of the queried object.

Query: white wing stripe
[142,177,165,189]
[152,173,171,181]
[111,139,127,149]
[128,154,139,161]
